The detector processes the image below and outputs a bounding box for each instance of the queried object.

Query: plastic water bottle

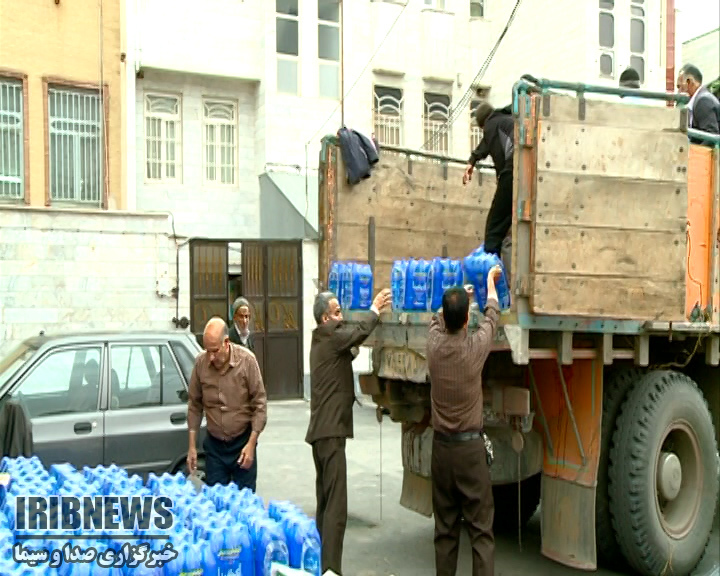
[328,261,341,301]
[404,259,431,311]
[391,260,408,311]
[254,520,290,576]
[301,532,322,576]
[350,263,373,310]
[339,262,353,310]
[429,257,463,312]
[463,246,490,309]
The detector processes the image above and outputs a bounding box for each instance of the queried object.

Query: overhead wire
[419,0,523,152]
[304,0,412,226]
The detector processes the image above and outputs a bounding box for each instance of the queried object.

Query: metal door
[189,240,229,343]
[242,241,303,399]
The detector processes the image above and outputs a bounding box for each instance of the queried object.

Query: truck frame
[317,76,720,576]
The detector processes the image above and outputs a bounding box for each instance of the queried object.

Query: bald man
[187,317,267,490]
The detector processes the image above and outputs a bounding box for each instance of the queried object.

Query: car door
[103,341,190,476]
[9,344,104,469]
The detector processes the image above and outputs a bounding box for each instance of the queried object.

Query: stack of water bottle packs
[0,456,321,575]
[329,244,511,313]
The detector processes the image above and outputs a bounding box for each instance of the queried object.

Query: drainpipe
[666,0,676,106]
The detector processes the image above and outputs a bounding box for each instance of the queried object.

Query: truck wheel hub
[657,451,682,501]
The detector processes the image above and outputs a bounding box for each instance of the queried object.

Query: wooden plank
[541,92,684,131]
[533,225,686,281]
[532,275,685,321]
[535,171,687,231]
[537,121,688,182]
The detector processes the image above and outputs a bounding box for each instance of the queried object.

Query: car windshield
[0,344,37,389]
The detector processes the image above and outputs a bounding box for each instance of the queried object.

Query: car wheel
[609,370,719,576]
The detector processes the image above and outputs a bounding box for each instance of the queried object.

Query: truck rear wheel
[596,367,645,568]
[492,473,541,533]
[608,370,719,576]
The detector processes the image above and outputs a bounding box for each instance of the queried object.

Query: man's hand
[186,447,197,474]
[372,288,392,312]
[238,442,255,470]
[462,164,474,185]
[464,284,475,301]
[487,265,502,301]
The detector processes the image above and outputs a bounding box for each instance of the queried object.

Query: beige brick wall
[0,0,124,209]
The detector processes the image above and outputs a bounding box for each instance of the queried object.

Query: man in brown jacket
[187,317,267,491]
[306,287,392,575]
[426,266,502,576]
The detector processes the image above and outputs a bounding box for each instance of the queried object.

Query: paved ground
[253,401,719,576]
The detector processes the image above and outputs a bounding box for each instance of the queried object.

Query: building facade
[0,0,178,356]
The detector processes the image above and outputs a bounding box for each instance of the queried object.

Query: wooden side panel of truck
[318,81,719,576]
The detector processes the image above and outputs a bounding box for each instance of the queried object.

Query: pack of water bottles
[327,261,374,310]
[389,257,464,312]
[462,245,511,311]
[0,456,321,576]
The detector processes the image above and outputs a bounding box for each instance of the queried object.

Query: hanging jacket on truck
[0,397,33,458]
[337,127,379,185]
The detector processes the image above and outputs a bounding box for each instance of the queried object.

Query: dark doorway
[189,239,304,400]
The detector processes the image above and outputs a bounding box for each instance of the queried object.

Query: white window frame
[318,0,340,100]
[599,0,615,78]
[470,0,485,18]
[144,93,182,183]
[629,0,646,85]
[48,86,104,205]
[423,92,451,156]
[373,85,404,147]
[202,98,238,186]
[277,1,300,95]
[0,77,24,201]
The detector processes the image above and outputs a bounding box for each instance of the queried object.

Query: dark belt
[435,430,483,443]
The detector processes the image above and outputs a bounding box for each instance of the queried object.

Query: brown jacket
[305,312,379,444]
[426,299,500,435]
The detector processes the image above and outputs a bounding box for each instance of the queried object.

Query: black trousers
[432,436,495,576]
[312,437,347,575]
[484,171,513,255]
[203,428,257,491]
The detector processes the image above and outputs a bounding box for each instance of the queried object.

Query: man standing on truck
[306,287,392,575]
[462,101,514,258]
[426,267,503,576]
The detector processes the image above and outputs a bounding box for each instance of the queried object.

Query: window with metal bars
[203,99,237,185]
[599,0,615,78]
[0,78,24,200]
[144,93,181,182]
[48,86,103,205]
[373,85,403,147]
[423,92,451,156]
[630,0,645,84]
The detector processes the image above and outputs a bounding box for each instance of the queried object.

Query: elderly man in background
[187,317,267,491]
[677,64,720,142]
[306,287,392,575]
[229,297,255,353]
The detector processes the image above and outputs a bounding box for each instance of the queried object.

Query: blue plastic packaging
[339,262,353,310]
[391,259,408,311]
[349,263,373,310]
[404,259,431,311]
[429,257,464,311]
[328,261,342,302]
[463,245,511,310]
[485,252,512,310]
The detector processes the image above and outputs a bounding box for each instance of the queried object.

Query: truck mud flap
[400,469,433,518]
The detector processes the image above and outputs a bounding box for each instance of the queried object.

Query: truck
[316,76,720,576]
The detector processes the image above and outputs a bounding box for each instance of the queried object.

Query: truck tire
[609,370,719,576]
[596,367,645,568]
[492,473,541,533]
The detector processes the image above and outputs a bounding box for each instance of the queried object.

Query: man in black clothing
[677,64,720,143]
[462,101,515,256]
[229,297,255,353]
